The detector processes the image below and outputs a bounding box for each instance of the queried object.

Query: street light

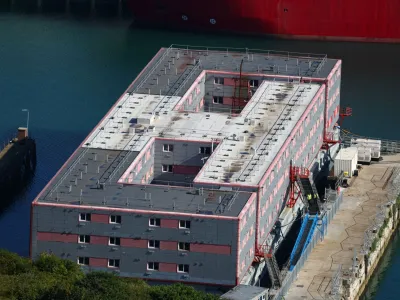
[22,109,29,132]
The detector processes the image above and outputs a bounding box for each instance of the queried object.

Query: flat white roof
[335,147,358,161]
[82,77,321,187]
[195,80,320,185]
[83,94,182,151]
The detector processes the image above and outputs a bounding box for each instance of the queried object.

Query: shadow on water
[0,171,35,214]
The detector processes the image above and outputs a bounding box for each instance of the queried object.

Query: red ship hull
[127,0,400,42]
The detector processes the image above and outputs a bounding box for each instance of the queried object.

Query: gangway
[297,176,320,215]
[255,245,282,288]
[288,213,319,270]
[287,166,321,215]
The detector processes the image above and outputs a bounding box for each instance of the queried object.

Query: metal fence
[273,191,344,300]
[170,44,328,63]
[341,130,400,154]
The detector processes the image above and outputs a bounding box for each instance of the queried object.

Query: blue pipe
[301,214,319,256]
[289,213,309,269]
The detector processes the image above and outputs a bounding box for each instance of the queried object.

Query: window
[110,215,121,224]
[178,264,189,273]
[214,77,224,85]
[162,164,173,173]
[109,237,121,246]
[213,96,223,104]
[163,144,174,152]
[108,259,120,268]
[78,235,90,244]
[179,220,191,229]
[178,242,190,251]
[249,79,259,87]
[77,257,89,266]
[147,262,159,271]
[199,147,211,155]
[149,218,161,227]
[148,240,160,249]
[79,213,91,222]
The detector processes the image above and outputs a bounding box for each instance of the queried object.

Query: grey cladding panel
[33,204,238,285]
[238,197,256,280]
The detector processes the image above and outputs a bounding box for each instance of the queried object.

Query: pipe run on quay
[283,154,400,300]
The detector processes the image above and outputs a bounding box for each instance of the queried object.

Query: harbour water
[0,13,399,297]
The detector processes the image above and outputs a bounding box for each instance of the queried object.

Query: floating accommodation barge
[30,45,343,289]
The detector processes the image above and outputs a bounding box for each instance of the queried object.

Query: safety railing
[170,44,327,62]
[341,129,400,154]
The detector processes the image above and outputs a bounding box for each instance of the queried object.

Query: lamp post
[22,109,29,132]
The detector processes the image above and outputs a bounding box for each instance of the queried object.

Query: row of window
[78,257,120,268]
[148,262,189,273]
[79,213,121,223]
[162,144,211,154]
[79,213,191,229]
[150,218,191,229]
[77,257,189,273]
[78,235,191,251]
[214,77,259,87]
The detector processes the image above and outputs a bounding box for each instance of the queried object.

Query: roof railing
[170,44,328,62]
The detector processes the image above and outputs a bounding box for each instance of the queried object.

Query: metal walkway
[266,254,282,289]
[297,176,320,215]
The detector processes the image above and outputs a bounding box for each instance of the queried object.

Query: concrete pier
[284,154,400,300]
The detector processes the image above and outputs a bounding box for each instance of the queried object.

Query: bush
[0,250,219,300]
[10,272,59,300]
[149,283,219,300]
[76,271,138,300]
[0,249,32,275]
[34,253,83,281]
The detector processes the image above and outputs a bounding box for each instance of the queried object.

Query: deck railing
[341,130,400,154]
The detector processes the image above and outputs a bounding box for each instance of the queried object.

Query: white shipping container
[334,147,358,178]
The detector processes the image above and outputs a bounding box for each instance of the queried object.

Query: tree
[0,250,221,300]
[9,272,58,300]
[149,283,219,300]
[34,253,84,281]
[0,249,32,275]
[76,271,137,300]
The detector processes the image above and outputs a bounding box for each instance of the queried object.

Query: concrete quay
[285,154,400,300]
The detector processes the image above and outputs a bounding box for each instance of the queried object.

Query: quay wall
[349,200,400,299]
